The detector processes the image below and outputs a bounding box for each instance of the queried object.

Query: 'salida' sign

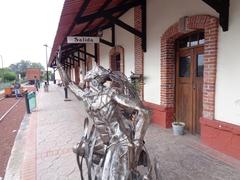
[67,36,100,44]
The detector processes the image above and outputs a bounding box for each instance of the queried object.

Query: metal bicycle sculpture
[57,58,157,180]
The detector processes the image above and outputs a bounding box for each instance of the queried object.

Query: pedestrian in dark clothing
[34,76,39,91]
[14,81,21,99]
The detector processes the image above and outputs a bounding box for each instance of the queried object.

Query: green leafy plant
[131,78,141,95]
[130,73,143,96]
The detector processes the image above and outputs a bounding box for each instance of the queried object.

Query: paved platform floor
[5,84,240,180]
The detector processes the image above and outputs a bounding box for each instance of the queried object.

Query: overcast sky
[0,0,64,69]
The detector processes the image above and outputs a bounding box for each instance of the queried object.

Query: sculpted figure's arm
[113,93,151,168]
[56,59,85,98]
[113,94,150,144]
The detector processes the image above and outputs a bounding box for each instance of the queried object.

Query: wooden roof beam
[80,0,113,34]
[202,0,229,31]
[76,0,142,24]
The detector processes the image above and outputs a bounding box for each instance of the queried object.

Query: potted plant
[172,114,185,135]
[130,72,143,96]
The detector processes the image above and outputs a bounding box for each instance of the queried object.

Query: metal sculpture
[57,59,153,180]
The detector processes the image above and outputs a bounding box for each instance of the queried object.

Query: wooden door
[110,53,121,71]
[193,47,204,134]
[176,46,204,134]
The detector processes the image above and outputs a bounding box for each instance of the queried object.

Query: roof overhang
[49,0,230,67]
[49,0,146,67]
[202,0,229,31]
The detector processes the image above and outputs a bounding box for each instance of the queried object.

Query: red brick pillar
[134,6,144,100]
[202,17,218,120]
[75,65,80,85]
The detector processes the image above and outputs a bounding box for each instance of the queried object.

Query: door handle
[193,83,196,90]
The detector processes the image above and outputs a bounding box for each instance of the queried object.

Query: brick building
[26,68,41,81]
[49,0,240,160]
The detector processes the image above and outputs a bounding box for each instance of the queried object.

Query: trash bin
[25,92,37,113]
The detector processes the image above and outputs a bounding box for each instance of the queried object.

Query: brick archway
[109,45,125,73]
[160,15,218,126]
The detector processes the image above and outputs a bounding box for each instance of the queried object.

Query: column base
[143,101,174,128]
[200,117,240,160]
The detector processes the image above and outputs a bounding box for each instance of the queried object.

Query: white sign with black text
[67,36,100,44]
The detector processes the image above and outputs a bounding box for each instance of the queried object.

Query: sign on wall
[67,36,100,44]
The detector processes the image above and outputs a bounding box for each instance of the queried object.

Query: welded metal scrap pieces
[57,60,156,180]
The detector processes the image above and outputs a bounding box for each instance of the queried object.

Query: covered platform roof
[49,0,229,67]
[49,0,147,67]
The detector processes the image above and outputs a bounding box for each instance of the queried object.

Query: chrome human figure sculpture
[56,60,153,180]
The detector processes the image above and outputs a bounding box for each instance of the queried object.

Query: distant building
[26,68,41,84]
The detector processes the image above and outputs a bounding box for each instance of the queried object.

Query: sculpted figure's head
[84,65,110,88]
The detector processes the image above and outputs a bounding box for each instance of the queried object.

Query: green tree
[31,62,45,70]
[9,60,45,79]
[3,71,16,81]
[0,68,16,82]
[42,71,52,81]
[9,60,31,78]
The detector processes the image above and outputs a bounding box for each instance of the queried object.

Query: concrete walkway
[5,84,240,180]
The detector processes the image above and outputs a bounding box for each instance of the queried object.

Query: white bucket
[172,122,185,135]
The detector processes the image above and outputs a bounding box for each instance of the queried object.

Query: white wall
[86,44,97,69]
[99,28,111,68]
[71,68,75,82]
[115,9,135,77]
[215,0,240,125]
[99,9,135,77]
[144,0,217,104]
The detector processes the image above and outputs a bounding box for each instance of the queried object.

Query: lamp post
[0,55,4,82]
[43,44,49,84]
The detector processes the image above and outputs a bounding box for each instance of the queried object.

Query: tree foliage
[3,71,16,81]
[9,60,45,78]
[0,68,16,82]
[42,70,52,81]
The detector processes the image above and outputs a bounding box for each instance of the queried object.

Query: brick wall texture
[134,6,144,100]
[26,68,41,80]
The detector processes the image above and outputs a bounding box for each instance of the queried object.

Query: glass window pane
[179,36,190,48]
[199,32,205,45]
[190,33,198,46]
[197,54,204,77]
[179,56,191,77]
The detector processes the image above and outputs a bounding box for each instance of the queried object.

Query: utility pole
[0,55,4,82]
[43,44,49,84]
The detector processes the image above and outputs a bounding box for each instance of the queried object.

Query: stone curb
[4,114,30,180]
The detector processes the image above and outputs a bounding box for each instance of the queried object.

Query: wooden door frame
[192,46,204,134]
[109,45,124,73]
[176,45,204,133]
[160,15,218,129]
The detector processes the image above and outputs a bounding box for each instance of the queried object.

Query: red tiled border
[143,101,173,128]
[37,148,72,160]
[20,112,37,180]
[200,117,240,160]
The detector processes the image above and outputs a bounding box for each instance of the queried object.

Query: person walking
[14,81,21,99]
[34,76,39,91]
